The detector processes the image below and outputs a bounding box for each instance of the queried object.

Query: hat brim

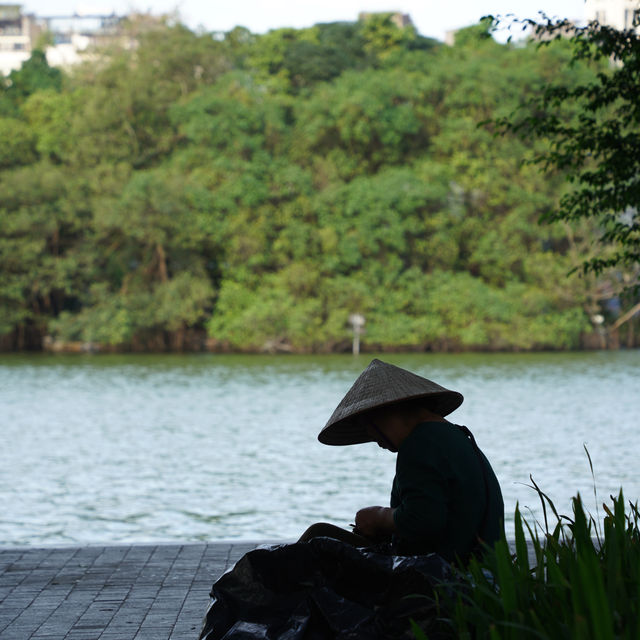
[318,390,463,446]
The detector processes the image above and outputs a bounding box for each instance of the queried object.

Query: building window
[13,42,25,50]
[624,9,640,29]
[595,10,606,23]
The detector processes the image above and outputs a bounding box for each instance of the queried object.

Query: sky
[20,0,588,41]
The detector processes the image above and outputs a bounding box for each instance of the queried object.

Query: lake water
[0,351,638,546]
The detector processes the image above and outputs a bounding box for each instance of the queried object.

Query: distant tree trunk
[52,228,59,256]
[177,323,186,350]
[156,243,168,282]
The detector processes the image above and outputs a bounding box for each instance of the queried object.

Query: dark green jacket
[390,421,504,562]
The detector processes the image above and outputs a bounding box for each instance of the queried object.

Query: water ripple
[0,351,638,544]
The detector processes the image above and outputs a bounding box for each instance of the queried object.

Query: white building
[0,4,123,76]
[585,0,640,30]
[0,4,42,75]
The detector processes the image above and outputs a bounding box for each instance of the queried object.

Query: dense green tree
[494,16,640,283]
[0,49,62,116]
[0,117,36,167]
[0,16,622,351]
[359,12,421,59]
[50,168,221,346]
[0,162,91,346]
[292,68,437,179]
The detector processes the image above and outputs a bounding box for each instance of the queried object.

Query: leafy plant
[420,473,640,638]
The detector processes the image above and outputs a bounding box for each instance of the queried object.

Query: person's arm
[354,506,396,539]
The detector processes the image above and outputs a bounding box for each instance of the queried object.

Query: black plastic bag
[199,537,453,640]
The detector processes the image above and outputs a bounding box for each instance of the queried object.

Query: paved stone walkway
[0,542,264,640]
[1,540,536,639]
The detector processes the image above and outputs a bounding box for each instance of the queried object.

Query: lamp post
[348,313,365,356]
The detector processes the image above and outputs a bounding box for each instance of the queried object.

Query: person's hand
[354,506,396,539]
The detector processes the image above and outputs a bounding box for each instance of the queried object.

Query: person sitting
[299,358,504,564]
[199,358,504,640]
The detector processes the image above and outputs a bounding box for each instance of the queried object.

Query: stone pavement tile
[96,547,129,560]
[100,620,143,637]
[75,600,118,622]
[30,622,75,637]
[179,589,208,606]
[175,613,206,634]
[0,549,24,559]
[140,605,179,623]
[151,545,182,558]
[177,596,202,624]
[13,603,58,624]
[136,568,170,583]
[158,565,185,578]
[0,609,23,634]
[127,586,161,601]
[0,618,43,640]
[30,592,67,605]
[0,571,30,587]
[63,588,100,603]
[109,606,149,627]
[195,557,224,571]
[58,560,96,575]
[123,545,156,559]
[151,596,188,611]
[95,586,131,601]
[162,576,193,589]
[20,572,55,588]
[112,598,154,613]
[0,630,38,640]
[6,554,49,571]
[76,569,113,584]
[145,605,182,621]
[118,595,155,607]
[73,546,106,557]
[0,585,14,599]
[192,575,217,589]
[0,542,261,640]
[171,624,201,640]
[106,574,141,587]
[134,628,170,640]
[58,598,91,614]
[1,591,38,608]
[36,584,73,599]
[163,565,195,578]
[0,561,24,576]
[50,568,85,583]
[173,549,205,564]
[39,550,77,568]
[156,579,190,592]
[64,630,103,640]
[36,608,83,632]
[201,546,229,559]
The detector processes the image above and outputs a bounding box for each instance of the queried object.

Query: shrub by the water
[414,477,640,639]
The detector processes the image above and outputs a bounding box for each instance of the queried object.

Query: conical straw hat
[318,359,463,446]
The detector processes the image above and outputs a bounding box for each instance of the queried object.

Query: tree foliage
[494,16,640,286]
[1,15,628,352]
[0,49,62,117]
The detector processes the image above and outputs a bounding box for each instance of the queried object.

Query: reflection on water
[0,351,638,545]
